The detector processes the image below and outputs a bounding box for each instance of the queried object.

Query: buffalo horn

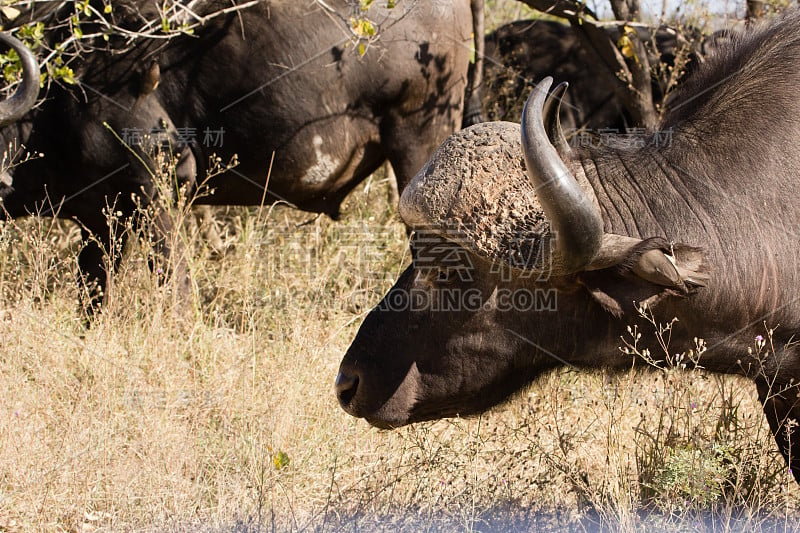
[541,81,571,156]
[0,32,39,127]
[521,77,603,274]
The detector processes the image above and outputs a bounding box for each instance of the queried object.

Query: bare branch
[609,0,640,21]
[0,1,265,95]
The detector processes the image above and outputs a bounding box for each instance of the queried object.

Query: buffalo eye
[435,267,460,285]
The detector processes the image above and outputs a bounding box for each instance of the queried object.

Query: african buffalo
[0,0,480,311]
[481,19,700,130]
[336,11,800,483]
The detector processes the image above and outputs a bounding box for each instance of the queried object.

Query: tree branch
[516,0,659,128]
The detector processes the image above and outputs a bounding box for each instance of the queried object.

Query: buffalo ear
[623,239,710,289]
[578,238,709,317]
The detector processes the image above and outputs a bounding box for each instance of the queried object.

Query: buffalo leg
[76,224,126,318]
[757,380,800,483]
[193,205,226,257]
[77,204,190,318]
[384,141,432,194]
[141,206,190,301]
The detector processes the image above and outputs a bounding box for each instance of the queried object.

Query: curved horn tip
[537,76,554,91]
[522,80,549,146]
[532,77,553,101]
[543,81,571,155]
[551,81,568,98]
[523,77,568,139]
[0,31,40,126]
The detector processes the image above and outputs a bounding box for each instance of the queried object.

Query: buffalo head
[336,78,709,428]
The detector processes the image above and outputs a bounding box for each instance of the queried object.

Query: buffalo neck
[576,140,704,242]
[573,133,800,374]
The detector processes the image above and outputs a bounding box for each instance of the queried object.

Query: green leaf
[53,65,76,84]
[272,451,290,470]
[18,22,45,47]
[70,16,83,39]
[1,49,19,65]
[616,25,639,64]
[351,18,376,38]
[3,63,19,83]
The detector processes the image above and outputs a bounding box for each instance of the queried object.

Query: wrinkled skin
[0,0,476,312]
[338,11,800,483]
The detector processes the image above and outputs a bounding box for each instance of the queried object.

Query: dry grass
[0,3,798,529]
[0,167,797,532]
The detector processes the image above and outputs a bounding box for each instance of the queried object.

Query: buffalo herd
[0,0,478,310]
[2,2,800,485]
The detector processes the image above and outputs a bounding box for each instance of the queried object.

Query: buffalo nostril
[335,370,359,406]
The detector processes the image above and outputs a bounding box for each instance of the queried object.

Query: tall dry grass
[0,162,797,532]
[1,2,799,529]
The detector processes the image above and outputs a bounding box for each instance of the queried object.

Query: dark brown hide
[338,11,800,483]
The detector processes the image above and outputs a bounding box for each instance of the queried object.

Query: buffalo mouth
[338,348,545,428]
[363,416,406,430]
[336,357,485,428]
[360,401,475,430]
[337,364,520,429]
[361,396,504,429]
[342,402,415,430]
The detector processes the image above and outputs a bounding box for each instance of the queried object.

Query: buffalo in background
[0,0,482,313]
[481,19,702,132]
